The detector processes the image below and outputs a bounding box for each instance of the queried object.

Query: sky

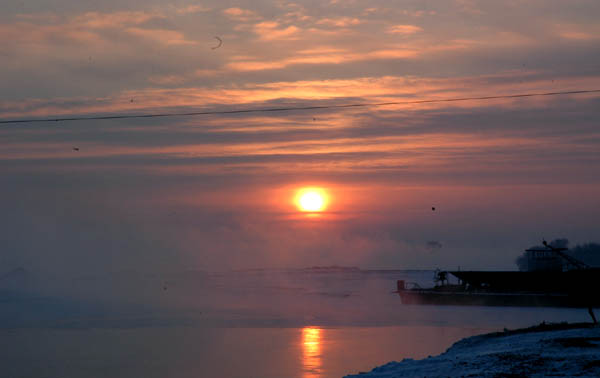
[1,0,600,275]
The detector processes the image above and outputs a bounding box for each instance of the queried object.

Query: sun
[300,192,324,211]
[295,188,328,212]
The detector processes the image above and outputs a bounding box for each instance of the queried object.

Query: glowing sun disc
[296,188,328,212]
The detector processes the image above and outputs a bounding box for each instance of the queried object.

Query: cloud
[3,71,600,120]
[386,24,423,35]
[147,74,189,85]
[252,21,301,41]
[554,24,600,41]
[2,0,600,106]
[73,11,163,29]
[125,27,196,45]
[455,0,485,15]
[226,46,418,71]
[174,4,212,15]
[315,17,361,27]
[0,10,196,47]
[223,7,260,22]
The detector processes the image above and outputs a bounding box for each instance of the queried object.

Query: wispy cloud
[315,17,361,27]
[223,7,260,22]
[386,24,422,35]
[3,72,600,119]
[174,4,212,15]
[0,10,196,47]
[252,21,301,41]
[554,24,600,41]
[125,27,197,45]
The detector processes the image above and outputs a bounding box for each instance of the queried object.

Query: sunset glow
[1,0,600,280]
[296,188,328,212]
[2,1,600,377]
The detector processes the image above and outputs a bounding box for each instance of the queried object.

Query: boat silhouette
[396,241,599,322]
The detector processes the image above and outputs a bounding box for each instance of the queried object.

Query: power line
[1,89,599,125]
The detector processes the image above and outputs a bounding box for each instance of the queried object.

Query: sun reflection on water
[302,327,322,377]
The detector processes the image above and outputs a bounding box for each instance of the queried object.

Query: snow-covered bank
[345,323,600,377]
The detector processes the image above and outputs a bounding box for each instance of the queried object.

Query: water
[1,326,492,378]
[0,269,591,377]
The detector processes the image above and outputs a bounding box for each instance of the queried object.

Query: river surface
[0,269,590,377]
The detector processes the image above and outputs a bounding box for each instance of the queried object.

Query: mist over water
[2,268,589,329]
[1,268,590,377]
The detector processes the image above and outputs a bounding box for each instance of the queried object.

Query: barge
[396,241,600,319]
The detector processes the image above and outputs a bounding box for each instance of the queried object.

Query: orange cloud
[8,72,599,120]
[223,7,260,22]
[386,24,423,35]
[281,10,312,23]
[554,24,600,41]
[226,46,418,71]
[73,11,163,29]
[253,21,301,40]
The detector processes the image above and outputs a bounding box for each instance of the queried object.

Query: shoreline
[344,322,600,377]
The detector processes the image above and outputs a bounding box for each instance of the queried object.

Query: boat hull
[397,268,600,308]
[398,289,596,308]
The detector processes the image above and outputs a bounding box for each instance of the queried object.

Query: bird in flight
[212,36,222,50]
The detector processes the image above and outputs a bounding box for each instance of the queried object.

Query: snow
[345,323,600,377]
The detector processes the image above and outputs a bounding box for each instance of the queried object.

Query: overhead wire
[1,89,599,126]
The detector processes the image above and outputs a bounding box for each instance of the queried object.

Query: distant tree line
[515,239,600,271]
